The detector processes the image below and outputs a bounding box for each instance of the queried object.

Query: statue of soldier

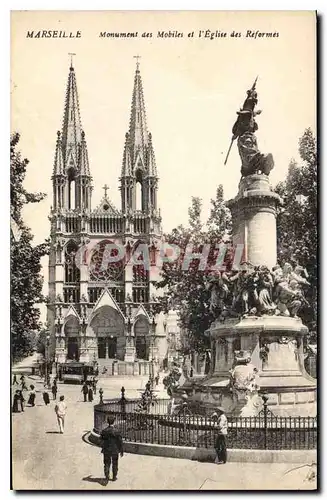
[225,78,274,177]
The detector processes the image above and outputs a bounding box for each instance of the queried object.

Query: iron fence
[93,398,317,450]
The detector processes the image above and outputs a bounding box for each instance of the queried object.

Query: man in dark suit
[81,382,89,402]
[100,415,124,483]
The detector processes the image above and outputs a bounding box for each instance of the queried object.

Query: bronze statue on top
[224,78,274,177]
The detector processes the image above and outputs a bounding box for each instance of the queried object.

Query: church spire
[61,62,82,166]
[52,60,92,211]
[120,60,158,213]
[128,58,148,164]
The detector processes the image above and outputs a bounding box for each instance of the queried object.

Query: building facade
[47,61,172,371]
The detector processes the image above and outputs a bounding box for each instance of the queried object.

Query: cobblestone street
[12,375,316,490]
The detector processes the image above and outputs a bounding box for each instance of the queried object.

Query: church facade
[47,61,173,371]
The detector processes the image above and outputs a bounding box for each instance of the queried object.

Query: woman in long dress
[12,390,20,412]
[18,390,25,412]
[27,385,36,406]
[43,391,50,405]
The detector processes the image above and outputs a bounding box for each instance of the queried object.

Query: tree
[11,133,49,361]
[275,128,317,339]
[156,186,232,352]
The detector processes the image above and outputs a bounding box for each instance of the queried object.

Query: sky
[11,10,316,321]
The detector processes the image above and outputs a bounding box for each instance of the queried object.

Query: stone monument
[171,79,316,417]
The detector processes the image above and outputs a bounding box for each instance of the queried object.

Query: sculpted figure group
[207,261,309,321]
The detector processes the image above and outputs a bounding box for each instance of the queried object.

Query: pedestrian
[213,409,228,464]
[88,386,94,402]
[20,375,28,391]
[27,385,36,407]
[12,390,21,412]
[12,374,19,385]
[43,391,50,406]
[82,382,89,402]
[100,414,124,483]
[55,395,67,434]
[51,380,58,400]
[155,373,160,386]
[92,376,98,395]
[18,390,25,412]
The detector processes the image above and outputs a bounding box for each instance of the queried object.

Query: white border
[3,2,325,499]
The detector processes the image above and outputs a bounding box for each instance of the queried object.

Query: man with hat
[100,415,124,483]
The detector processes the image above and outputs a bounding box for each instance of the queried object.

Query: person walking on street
[213,409,228,464]
[43,391,50,406]
[88,386,94,402]
[92,376,98,395]
[55,395,67,434]
[82,382,89,402]
[27,385,36,407]
[51,380,58,400]
[100,415,124,483]
[12,390,21,412]
[20,375,28,391]
[12,374,18,386]
[18,390,25,412]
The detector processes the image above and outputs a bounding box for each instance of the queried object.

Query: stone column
[227,174,281,269]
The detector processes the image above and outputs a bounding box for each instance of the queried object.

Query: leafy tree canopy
[275,128,317,340]
[11,133,49,361]
[155,186,232,353]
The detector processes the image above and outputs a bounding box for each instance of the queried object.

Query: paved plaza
[12,374,316,491]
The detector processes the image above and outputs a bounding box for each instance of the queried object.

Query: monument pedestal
[193,316,316,416]
[226,174,281,268]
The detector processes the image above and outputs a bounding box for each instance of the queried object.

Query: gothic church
[47,61,172,373]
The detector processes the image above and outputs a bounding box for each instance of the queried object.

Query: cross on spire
[102,184,109,197]
[133,54,141,70]
[69,52,76,68]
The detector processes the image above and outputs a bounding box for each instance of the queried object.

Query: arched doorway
[64,317,80,361]
[134,317,150,360]
[90,306,124,360]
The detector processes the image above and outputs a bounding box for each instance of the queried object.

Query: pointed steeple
[128,62,148,165]
[120,60,159,214]
[52,130,64,177]
[121,133,133,177]
[52,61,92,211]
[61,63,82,166]
[78,130,90,176]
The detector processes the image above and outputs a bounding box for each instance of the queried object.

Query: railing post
[99,387,103,404]
[120,386,126,414]
[262,394,268,450]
